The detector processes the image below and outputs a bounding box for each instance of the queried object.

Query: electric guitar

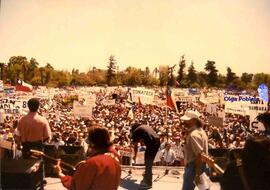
[201,153,224,175]
[30,149,78,175]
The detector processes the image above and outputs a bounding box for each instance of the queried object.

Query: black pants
[22,141,45,189]
[22,141,43,159]
[143,140,160,186]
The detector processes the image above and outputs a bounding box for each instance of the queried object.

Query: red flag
[166,87,176,110]
[138,96,142,106]
[15,79,33,92]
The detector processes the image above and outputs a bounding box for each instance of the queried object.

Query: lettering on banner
[0,98,28,115]
[131,88,155,105]
[73,101,92,118]
[208,116,223,127]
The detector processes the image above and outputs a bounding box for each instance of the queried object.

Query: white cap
[180,110,201,121]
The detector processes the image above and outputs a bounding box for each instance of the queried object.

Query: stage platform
[45,166,221,190]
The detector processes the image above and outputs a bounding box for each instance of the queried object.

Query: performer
[180,110,210,190]
[17,98,51,158]
[131,123,160,189]
[54,126,121,190]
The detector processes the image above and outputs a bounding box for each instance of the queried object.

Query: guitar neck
[40,154,76,172]
[213,163,224,175]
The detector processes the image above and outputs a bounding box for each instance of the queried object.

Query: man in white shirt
[160,142,176,166]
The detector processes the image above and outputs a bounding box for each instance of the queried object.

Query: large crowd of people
[1,86,270,190]
[0,87,267,161]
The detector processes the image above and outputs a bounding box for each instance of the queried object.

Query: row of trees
[0,55,269,90]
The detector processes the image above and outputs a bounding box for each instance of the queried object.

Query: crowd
[0,87,267,163]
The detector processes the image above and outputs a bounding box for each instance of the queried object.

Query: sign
[0,80,3,91]
[73,101,92,118]
[102,99,115,106]
[131,88,155,105]
[175,96,193,103]
[0,98,28,115]
[79,93,96,106]
[250,112,265,131]
[208,116,223,127]
[206,104,217,114]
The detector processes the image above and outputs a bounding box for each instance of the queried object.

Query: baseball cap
[180,110,201,121]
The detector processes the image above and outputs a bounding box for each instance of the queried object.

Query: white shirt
[160,148,176,163]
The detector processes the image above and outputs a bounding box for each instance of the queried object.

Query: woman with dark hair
[54,125,121,190]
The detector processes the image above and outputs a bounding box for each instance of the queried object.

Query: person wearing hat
[180,110,209,190]
[54,125,121,190]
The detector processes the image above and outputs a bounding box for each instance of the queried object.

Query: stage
[44,166,221,190]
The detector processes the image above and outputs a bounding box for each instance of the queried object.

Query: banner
[0,98,28,115]
[206,104,217,114]
[73,101,92,118]
[249,112,265,131]
[208,116,223,127]
[175,96,193,103]
[131,88,155,105]
[0,80,3,91]
[102,99,115,106]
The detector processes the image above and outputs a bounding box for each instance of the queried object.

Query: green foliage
[204,60,218,87]
[187,61,197,86]
[1,55,269,89]
[106,55,117,86]
[226,67,237,86]
[177,55,186,87]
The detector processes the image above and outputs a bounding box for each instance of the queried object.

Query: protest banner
[102,99,115,106]
[249,112,265,131]
[73,101,92,118]
[0,80,3,91]
[175,96,193,103]
[131,88,155,105]
[0,98,28,115]
[208,116,223,127]
[206,104,217,114]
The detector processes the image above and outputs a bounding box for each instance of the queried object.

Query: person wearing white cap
[180,110,210,190]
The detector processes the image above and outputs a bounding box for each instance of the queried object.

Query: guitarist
[54,125,121,190]
[180,110,210,190]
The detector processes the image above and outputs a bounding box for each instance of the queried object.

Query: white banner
[175,96,193,103]
[102,99,115,106]
[131,88,155,105]
[0,80,3,90]
[0,98,28,115]
[73,101,92,118]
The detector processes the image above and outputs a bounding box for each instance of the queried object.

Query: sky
[0,0,270,75]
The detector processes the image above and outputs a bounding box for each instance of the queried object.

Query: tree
[168,65,176,86]
[7,56,29,84]
[159,65,169,86]
[241,73,253,86]
[177,55,186,87]
[0,62,5,80]
[226,67,237,86]
[106,55,117,86]
[252,73,270,89]
[187,61,197,85]
[204,60,218,87]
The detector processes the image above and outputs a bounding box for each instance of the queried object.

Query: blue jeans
[182,162,210,190]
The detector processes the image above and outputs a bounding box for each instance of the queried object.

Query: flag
[138,96,142,106]
[15,79,33,92]
[166,87,176,110]
[127,109,134,120]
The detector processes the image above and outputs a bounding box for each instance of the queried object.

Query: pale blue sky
[0,0,270,75]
